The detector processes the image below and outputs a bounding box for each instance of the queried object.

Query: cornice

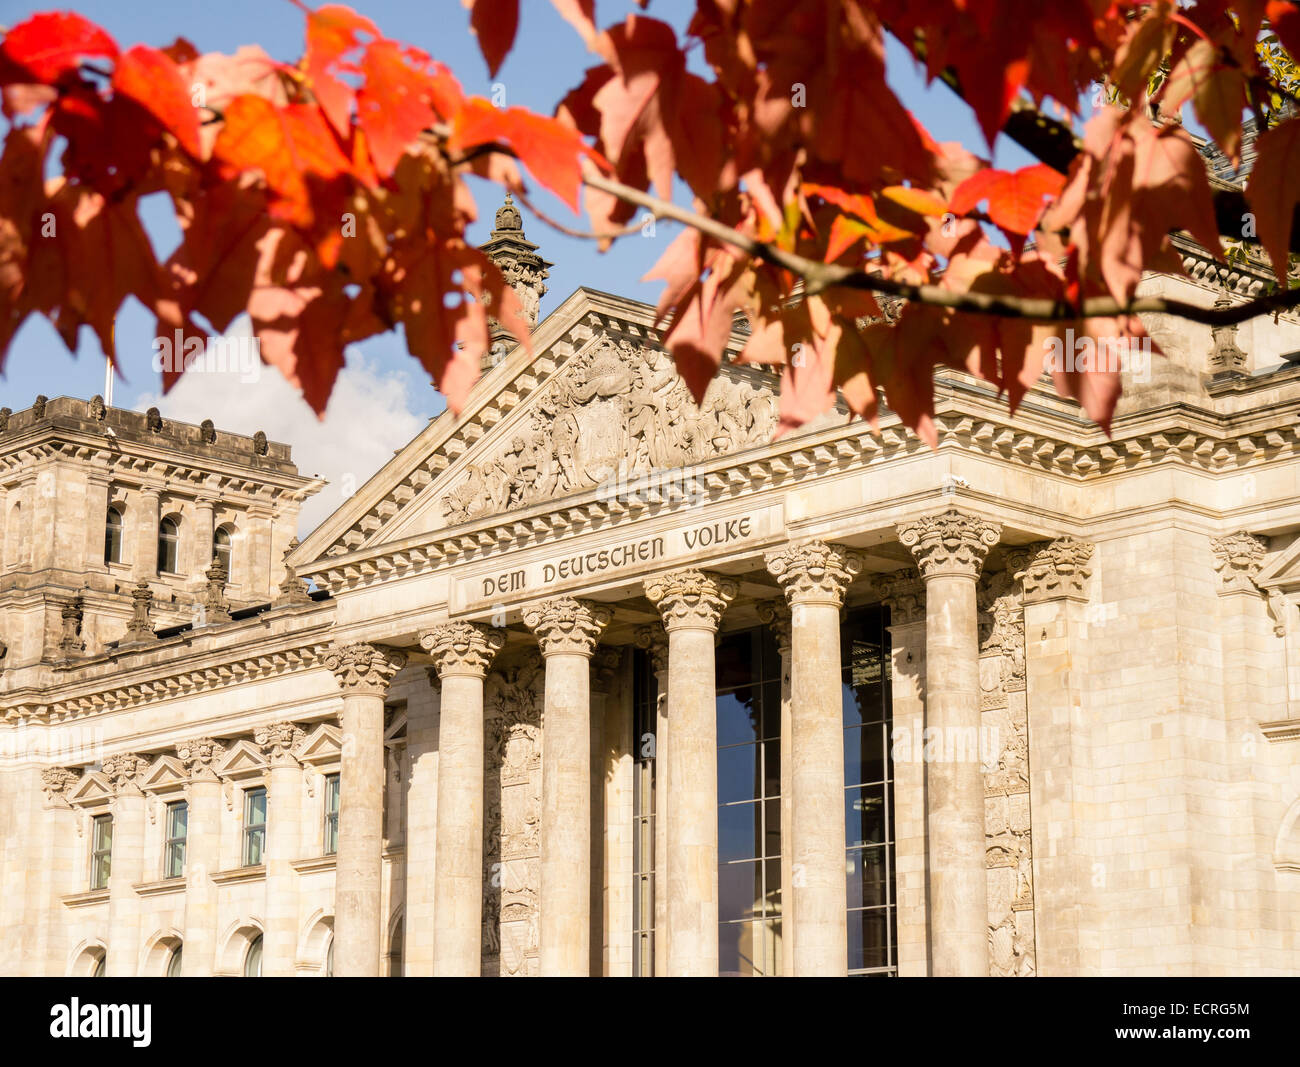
[212,865,266,886]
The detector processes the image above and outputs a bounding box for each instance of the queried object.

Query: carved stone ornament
[255,722,306,766]
[59,595,85,655]
[88,395,107,422]
[765,539,864,606]
[200,418,217,444]
[522,598,613,657]
[146,406,164,433]
[440,334,780,525]
[325,643,408,693]
[645,570,738,632]
[420,622,506,678]
[176,736,227,781]
[897,510,1002,580]
[1210,531,1267,594]
[203,561,233,623]
[276,538,312,605]
[876,567,926,625]
[123,581,158,643]
[755,598,793,650]
[253,430,269,455]
[633,623,669,673]
[41,767,81,804]
[102,753,149,796]
[1016,537,1095,602]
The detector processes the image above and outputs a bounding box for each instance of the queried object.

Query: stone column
[755,598,794,975]
[522,597,612,976]
[102,754,150,976]
[192,496,215,579]
[419,622,505,976]
[133,486,161,581]
[1016,537,1094,975]
[590,647,621,975]
[255,721,305,977]
[325,642,408,977]
[634,622,671,974]
[176,737,225,976]
[766,540,863,976]
[898,509,1000,976]
[645,570,736,977]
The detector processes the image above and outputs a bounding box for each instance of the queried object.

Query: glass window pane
[763,797,781,858]
[762,737,780,798]
[718,859,763,923]
[847,908,891,972]
[759,678,782,740]
[846,845,889,909]
[166,946,183,978]
[718,800,760,863]
[244,935,262,977]
[717,743,759,805]
[844,724,887,787]
[716,688,760,747]
[845,783,888,847]
[715,631,758,690]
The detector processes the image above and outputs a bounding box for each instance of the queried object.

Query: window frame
[241,786,267,868]
[90,813,113,890]
[163,799,188,879]
[156,515,180,575]
[213,525,233,577]
[104,505,124,566]
[243,934,263,978]
[323,772,340,856]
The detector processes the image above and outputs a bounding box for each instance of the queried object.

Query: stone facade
[3,219,1300,976]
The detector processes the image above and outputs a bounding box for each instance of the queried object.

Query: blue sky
[0,0,1039,531]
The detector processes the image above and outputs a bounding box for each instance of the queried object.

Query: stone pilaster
[133,486,161,581]
[419,622,505,976]
[523,597,612,976]
[325,642,407,976]
[634,621,670,974]
[191,496,215,580]
[176,736,225,976]
[255,721,305,977]
[644,570,736,976]
[765,540,863,976]
[102,753,150,976]
[1014,536,1093,975]
[898,509,1000,976]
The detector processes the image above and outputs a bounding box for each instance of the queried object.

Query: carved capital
[41,767,81,805]
[1015,538,1095,603]
[765,540,863,606]
[590,647,623,693]
[254,722,305,766]
[633,623,669,674]
[755,599,792,651]
[522,598,612,657]
[176,736,227,782]
[644,570,737,632]
[1210,531,1267,594]
[420,622,506,678]
[102,753,149,797]
[874,567,926,626]
[325,642,408,693]
[897,510,1001,580]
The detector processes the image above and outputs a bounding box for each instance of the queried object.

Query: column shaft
[335,690,386,976]
[181,777,222,975]
[105,793,146,975]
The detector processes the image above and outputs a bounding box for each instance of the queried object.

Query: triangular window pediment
[140,755,188,795]
[1256,536,1300,590]
[215,739,267,780]
[295,723,342,767]
[67,771,112,807]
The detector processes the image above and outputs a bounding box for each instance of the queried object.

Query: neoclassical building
[3,196,1300,978]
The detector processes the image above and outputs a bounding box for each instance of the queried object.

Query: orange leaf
[0,12,118,84]
[112,45,202,159]
[357,40,461,177]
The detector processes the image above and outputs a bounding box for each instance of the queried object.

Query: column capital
[765,539,863,606]
[633,622,669,674]
[645,569,737,632]
[102,753,149,797]
[590,646,623,694]
[873,567,926,626]
[1210,530,1267,594]
[41,767,81,806]
[325,642,408,694]
[523,597,612,657]
[1015,537,1094,603]
[254,722,305,767]
[897,509,1001,580]
[176,736,227,782]
[755,598,792,651]
[420,621,506,678]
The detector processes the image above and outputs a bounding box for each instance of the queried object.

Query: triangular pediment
[294,723,342,767]
[215,739,267,780]
[67,770,112,807]
[291,287,781,570]
[140,755,188,795]
[1256,536,1300,590]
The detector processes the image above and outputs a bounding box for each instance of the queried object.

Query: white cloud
[135,337,431,538]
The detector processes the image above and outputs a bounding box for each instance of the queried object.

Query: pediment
[1255,536,1300,590]
[291,288,780,568]
[67,770,112,806]
[215,739,267,780]
[140,755,188,795]
[295,722,342,767]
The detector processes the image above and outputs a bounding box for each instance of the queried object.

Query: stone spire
[478,193,554,359]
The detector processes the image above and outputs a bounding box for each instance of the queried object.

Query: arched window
[326,937,334,978]
[213,525,233,576]
[243,934,263,977]
[91,954,106,978]
[157,517,180,574]
[166,944,183,978]
[104,506,123,565]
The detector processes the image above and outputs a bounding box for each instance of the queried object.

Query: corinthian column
[419,622,505,976]
[522,597,612,976]
[765,540,863,976]
[176,737,225,976]
[644,570,736,977]
[325,642,407,976]
[898,509,1000,976]
[255,721,305,976]
[102,753,150,976]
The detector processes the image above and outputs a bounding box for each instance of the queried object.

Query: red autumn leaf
[1160,38,1246,167]
[357,40,462,177]
[465,0,519,78]
[1268,2,1300,67]
[950,163,1065,236]
[112,45,202,159]
[1247,117,1300,284]
[0,11,118,84]
[303,4,380,137]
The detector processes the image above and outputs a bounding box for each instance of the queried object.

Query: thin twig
[510,186,652,241]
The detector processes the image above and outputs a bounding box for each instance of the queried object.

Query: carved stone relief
[481,651,544,976]
[442,334,780,524]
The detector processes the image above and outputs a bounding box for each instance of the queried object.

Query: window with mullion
[323,773,340,856]
[90,813,113,890]
[242,787,267,867]
[163,800,187,878]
